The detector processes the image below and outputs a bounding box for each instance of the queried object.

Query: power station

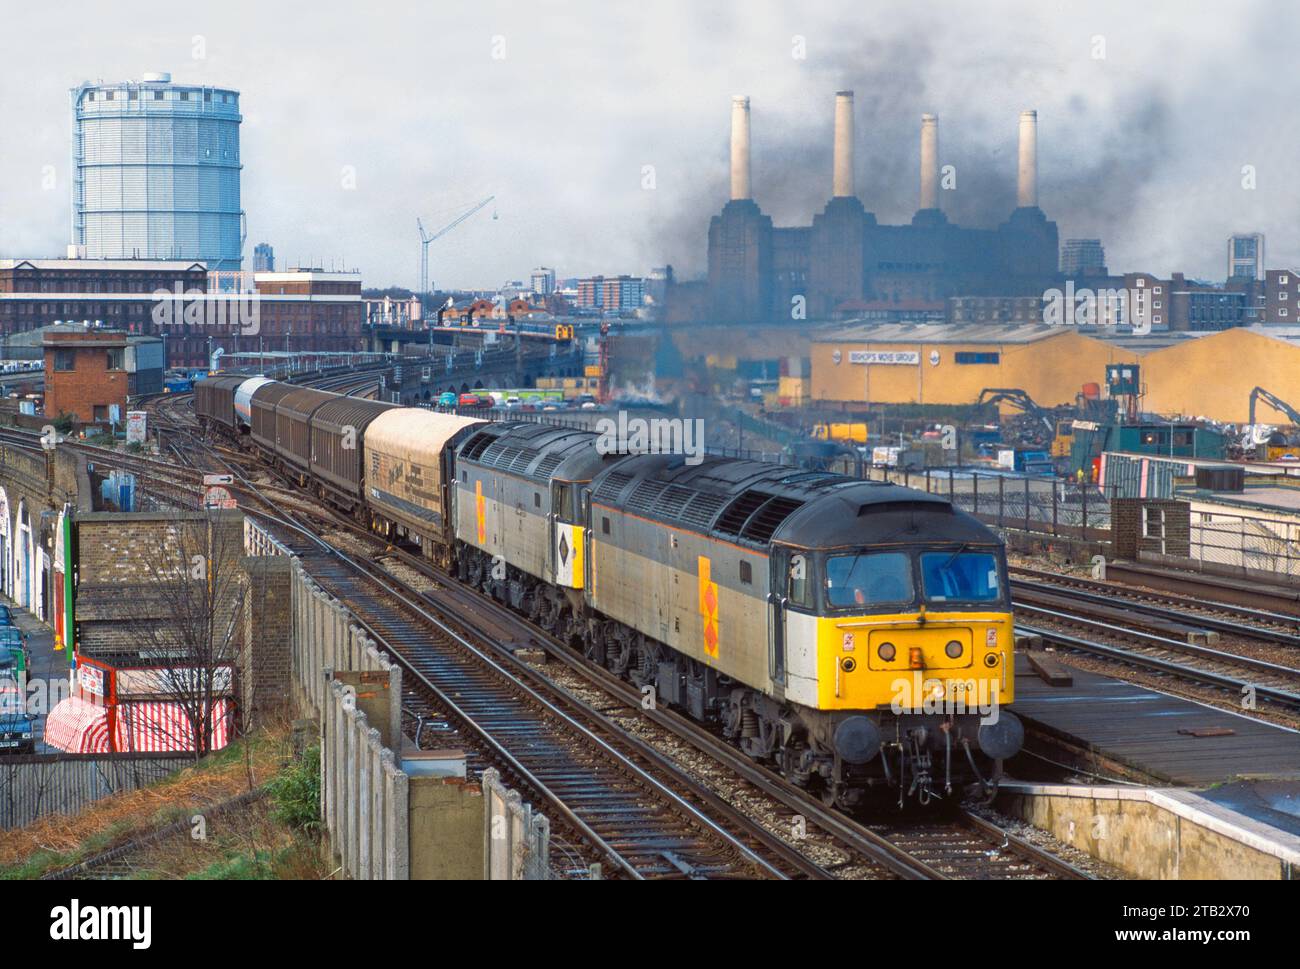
[706,92,1060,322]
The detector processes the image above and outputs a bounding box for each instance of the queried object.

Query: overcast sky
[0,1,1296,289]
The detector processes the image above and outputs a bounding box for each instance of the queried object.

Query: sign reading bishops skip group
[848,350,921,365]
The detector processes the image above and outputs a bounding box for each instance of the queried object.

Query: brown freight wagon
[275,387,338,477]
[249,381,300,456]
[194,376,245,429]
[310,396,397,505]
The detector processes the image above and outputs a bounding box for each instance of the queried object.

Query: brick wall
[75,511,245,660]
[241,555,292,724]
[1112,498,1191,559]
[43,333,130,424]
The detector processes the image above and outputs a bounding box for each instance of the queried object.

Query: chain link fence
[1189,512,1300,577]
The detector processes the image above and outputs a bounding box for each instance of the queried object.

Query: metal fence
[0,753,190,830]
[841,463,1113,540]
[1188,511,1300,577]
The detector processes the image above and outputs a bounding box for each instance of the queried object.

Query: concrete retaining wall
[246,517,552,878]
[998,782,1300,879]
[482,767,550,880]
[0,753,190,830]
[321,677,409,880]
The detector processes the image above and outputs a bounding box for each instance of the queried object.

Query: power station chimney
[730,95,752,201]
[832,91,854,198]
[1017,110,1038,208]
[919,113,939,210]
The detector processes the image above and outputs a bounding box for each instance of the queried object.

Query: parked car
[504,395,522,409]
[458,393,484,408]
[0,676,36,755]
[0,626,29,676]
[0,605,13,626]
[438,392,458,408]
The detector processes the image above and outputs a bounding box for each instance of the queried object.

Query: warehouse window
[54,350,75,372]
[1142,506,1165,540]
[739,560,753,585]
[954,352,1000,365]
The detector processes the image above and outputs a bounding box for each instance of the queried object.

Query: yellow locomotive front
[771,523,1023,807]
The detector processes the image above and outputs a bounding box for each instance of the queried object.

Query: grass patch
[0,719,329,879]
[266,744,320,834]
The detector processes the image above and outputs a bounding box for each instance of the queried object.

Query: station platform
[1010,653,1300,788]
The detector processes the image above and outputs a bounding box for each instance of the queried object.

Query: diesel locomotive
[197,376,1023,806]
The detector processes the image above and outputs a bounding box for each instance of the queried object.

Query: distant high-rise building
[576,275,645,311]
[531,267,556,296]
[254,242,275,272]
[1228,233,1265,280]
[71,72,243,271]
[1060,239,1107,276]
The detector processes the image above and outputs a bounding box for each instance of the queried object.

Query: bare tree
[109,511,249,760]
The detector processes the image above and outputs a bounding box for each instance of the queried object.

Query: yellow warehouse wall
[1140,329,1300,424]
[811,326,1300,425]
[811,330,1141,411]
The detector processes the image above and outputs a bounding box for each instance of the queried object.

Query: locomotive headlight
[922,678,944,700]
[945,640,963,659]
[877,642,896,662]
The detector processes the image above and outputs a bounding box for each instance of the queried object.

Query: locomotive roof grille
[626,478,669,516]
[714,490,774,539]
[741,495,806,544]
[678,491,730,530]
[534,453,564,479]
[593,469,635,504]
[460,431,495,462]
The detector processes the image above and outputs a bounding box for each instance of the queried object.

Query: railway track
[354,538,1091,880]
[1013,567,1300,648]
[1009,571,1300,715]
[6,378,1097,879]
[121,431,1093,879]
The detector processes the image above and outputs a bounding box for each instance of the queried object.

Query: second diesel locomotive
[197,377,1024,805]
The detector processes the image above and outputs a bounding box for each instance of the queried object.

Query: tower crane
[418,195,496,309]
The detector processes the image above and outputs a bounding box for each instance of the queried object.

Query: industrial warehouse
[808,322,1300,423]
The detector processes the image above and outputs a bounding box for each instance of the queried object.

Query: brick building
[43,329,163,423]
[0,258,206,341]
[2,259,365,369]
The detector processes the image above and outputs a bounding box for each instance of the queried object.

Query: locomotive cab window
[787,554,813,609]
[825,552,913,609]
[919,550,1002,603]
